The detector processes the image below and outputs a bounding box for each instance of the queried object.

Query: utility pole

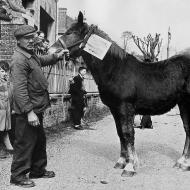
[167,27,171,58]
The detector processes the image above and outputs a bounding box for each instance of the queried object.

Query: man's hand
[56,49,70,60]
[27,110,40,127]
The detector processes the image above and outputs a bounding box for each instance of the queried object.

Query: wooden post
[167,27,171,59]
[0,20,1,39]
[63,56,67,95]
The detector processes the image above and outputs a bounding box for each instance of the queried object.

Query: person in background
[37,30,45,41]
[68,66,87,130]
[0,61,14,159]
[10,25,69,188]
[37,38,50,55]
[34,30,45,54]
[42,38,49,54]
[0,1,12,21]
[22,8,35,27]
[1,0,28,14]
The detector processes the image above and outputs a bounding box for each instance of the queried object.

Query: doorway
[40,7,54,41]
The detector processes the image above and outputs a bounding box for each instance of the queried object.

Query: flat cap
[14,25,36,38]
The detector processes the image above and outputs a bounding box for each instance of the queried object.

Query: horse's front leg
[110,108,127,169]
[112,103,138,177]
[121,113,138,177]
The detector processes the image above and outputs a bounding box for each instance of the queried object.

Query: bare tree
[132,33,163,129]
[121,31,133,52]
[132,33,162,62]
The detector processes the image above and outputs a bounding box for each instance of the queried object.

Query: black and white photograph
[1,0,190,189]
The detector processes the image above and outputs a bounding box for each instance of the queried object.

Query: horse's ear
[78,11,84,25]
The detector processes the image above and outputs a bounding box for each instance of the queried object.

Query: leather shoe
[0,149,10,159]
[74,125,83,130]
[29,170,55,179]
[10,177,35,188]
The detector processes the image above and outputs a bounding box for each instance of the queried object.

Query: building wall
[58,8,67,34]
[0,0,58,63]
[32,0,57,43]
[58,7,75,36]
[43,94,107,128]
[0,24,17,62]
[0,0,24,62]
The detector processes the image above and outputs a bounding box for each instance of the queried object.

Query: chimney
[58,8,67,35]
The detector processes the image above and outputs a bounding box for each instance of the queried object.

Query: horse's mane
[92,26,187,67]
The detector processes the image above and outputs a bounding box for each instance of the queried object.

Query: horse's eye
[65,31,78,35]
[65,31,71,35]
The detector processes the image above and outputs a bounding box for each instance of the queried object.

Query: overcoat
[10,46,58,114]
[0,77,11,131]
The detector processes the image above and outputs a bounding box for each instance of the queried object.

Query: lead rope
[47,38,67,80]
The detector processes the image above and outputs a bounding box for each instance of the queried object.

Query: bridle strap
[67,40,84,49]
[66,24,97,50]
[58,37,67,49]
[79,25,97,49]
[47,38,67,80]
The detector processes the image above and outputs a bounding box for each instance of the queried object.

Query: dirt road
[1,107,190,190]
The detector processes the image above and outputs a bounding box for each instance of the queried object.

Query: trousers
[11,113,47,180]
[70,106,84,125]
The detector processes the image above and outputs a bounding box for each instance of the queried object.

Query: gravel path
[1,107,190,190]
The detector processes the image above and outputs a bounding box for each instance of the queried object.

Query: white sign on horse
[83,34,112,60]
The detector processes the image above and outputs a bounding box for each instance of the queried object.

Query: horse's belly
[134,93,180,115]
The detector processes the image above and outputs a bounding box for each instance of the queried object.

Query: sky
[58,0,190,59]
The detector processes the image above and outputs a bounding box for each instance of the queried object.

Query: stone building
[0,0,58,62]
[26,0,58,43]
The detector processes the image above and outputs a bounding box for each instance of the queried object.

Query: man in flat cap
[9,25,69,188]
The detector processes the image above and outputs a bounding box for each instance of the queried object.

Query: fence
[41,57,98,94]
[39,54,105,127]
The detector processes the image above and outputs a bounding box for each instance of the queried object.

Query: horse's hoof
[121,170,136,177]
[114,162,125,169]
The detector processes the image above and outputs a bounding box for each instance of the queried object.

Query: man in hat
[9,25,69,188]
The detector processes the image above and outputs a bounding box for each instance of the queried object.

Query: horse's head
[56,12,95,58]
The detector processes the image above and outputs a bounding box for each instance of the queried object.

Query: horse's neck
[81,51,102,84]
[81,46,130,86]
[81,30,138,85]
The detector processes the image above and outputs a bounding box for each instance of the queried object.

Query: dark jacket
[10,46,59,114]
[69,74,87,108]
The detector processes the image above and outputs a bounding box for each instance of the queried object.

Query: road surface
[0,107,190,190]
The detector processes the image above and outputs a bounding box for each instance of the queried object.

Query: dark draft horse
[50,12,190,177]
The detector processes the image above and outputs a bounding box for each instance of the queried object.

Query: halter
[64,24,97,50]
[79,25,97,49]
[58,37,67,49]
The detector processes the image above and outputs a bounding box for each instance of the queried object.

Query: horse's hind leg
[175,102,190,170]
